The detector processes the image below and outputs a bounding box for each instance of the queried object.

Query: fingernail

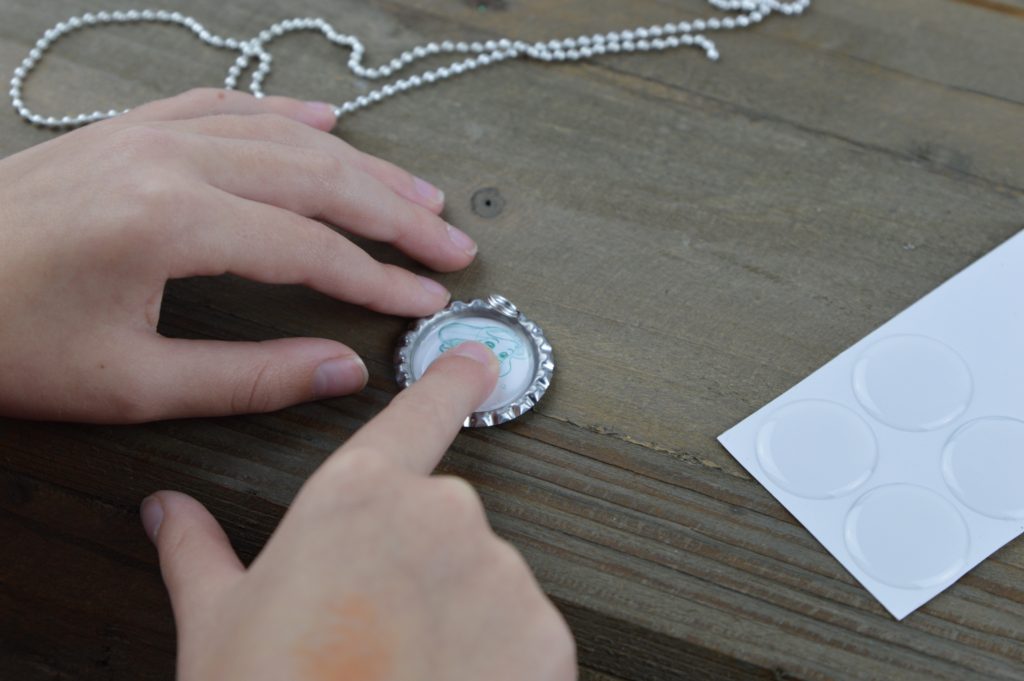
[446,224,478,256]
[413,176,444,205]
[298,101,337,126]
[418,276,450,301]
[140,496,164,543]
[313,355,368,398]
[451,341,498,368]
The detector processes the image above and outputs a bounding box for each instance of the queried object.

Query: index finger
[341,342,499,474]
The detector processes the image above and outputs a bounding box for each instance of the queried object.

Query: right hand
[141,341,577,681]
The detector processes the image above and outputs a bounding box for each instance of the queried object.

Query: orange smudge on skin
[295,595,393,681]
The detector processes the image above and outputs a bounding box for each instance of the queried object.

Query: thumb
[127,336,369,421]
[141,492,245,634]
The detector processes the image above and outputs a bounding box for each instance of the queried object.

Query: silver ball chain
[9,0,811,129]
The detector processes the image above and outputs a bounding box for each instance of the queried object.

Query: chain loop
[9,1,811,128]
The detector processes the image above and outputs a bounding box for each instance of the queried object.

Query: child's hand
[141,342,576,681]
[0,89,478,422]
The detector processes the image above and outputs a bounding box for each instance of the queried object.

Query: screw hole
[471,187,505,218]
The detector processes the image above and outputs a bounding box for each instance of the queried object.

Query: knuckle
[308,149,348,187]
[108,124,179,162]
[301,450,408,519]
[363,154,411,192]
[428,476,487,524]
[301,448,389,512]
[162,519,198,560]
[376,158,410,186]
[327,448,391,483]
[345,263,402,313]
[114,171,200,240]
[247,112,295,133]
[383,477,487,563]
[206,112,295,139]
[125,170,183,213]
[314,448,395,498]
[389,200,426,245]
[229,358,278,414]
[103,127,197,222]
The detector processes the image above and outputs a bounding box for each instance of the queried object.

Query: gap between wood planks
[949,0,1024,19]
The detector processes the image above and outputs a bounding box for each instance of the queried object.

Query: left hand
[0,88,479,422]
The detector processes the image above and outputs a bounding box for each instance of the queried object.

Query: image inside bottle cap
[395,295,554,428]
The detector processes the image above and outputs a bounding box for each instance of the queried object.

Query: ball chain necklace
[9,0,811,129]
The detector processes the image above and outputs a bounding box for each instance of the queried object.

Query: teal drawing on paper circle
[438,322,527,377]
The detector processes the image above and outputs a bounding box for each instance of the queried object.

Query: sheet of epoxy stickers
[719,230,1024,619]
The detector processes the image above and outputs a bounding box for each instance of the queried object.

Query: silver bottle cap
[395,294,554,428]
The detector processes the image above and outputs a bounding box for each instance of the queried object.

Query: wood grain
[1,0,1022,679]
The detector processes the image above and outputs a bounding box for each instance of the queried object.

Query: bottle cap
[395,294,554,428]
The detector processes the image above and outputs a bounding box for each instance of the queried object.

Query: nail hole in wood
[471,187,505,218]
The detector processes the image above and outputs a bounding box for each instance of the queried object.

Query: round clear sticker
[395,295,554,428]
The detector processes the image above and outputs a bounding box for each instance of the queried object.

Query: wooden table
[2,1,1022,679]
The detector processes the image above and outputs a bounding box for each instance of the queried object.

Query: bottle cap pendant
[395,294,554,428]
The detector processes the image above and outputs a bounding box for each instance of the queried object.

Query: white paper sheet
[718,230,1024,619]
